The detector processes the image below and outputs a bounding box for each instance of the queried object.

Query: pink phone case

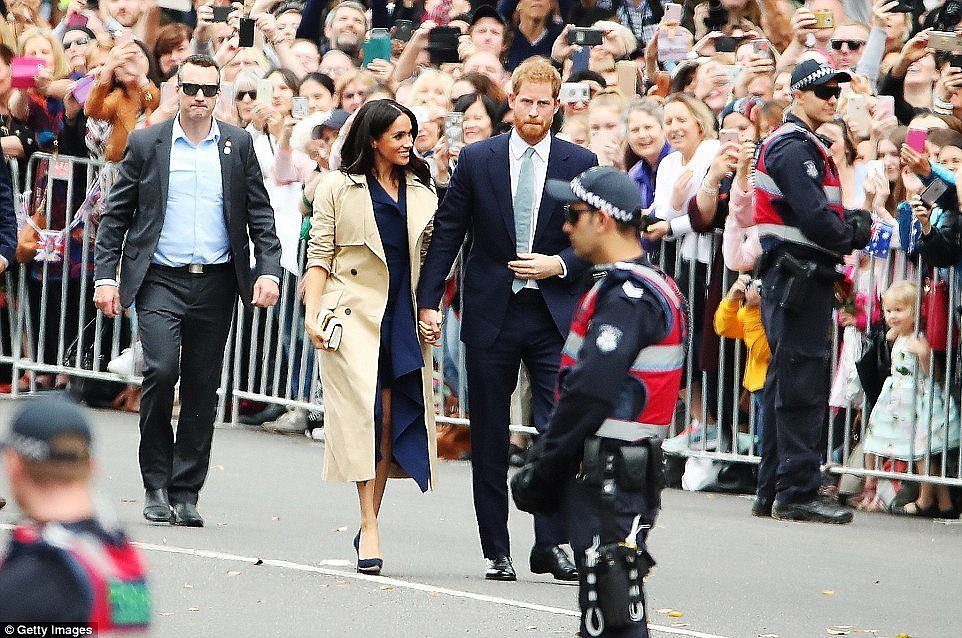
[906,128,927,153]
[71,75,95,105]
[11,57,45,90]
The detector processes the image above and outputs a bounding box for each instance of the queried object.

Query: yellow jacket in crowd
[713,298,771,393]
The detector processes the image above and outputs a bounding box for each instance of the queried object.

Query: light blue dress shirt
[153,117,230,266]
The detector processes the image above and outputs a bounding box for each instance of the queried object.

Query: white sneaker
[262,409,307,434]
[107,342,143,377]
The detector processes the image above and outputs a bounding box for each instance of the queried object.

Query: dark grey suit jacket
[94,118,283,308]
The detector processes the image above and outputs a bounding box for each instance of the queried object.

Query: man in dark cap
[512,166,687,637]
[468,5,508,57]
[0,398,151,626]
[752,59,872,524]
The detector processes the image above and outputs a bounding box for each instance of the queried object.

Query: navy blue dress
[367,176,431,492]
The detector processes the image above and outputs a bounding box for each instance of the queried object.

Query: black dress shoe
[485,556,517,581]
[772,497,853,524]
[752,496,774,518]
[172,502,204,527]
[530,545,579,581]
[143,489,172,523]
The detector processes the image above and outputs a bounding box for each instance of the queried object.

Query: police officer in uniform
[752,59,872,524]
[511,167,687,638]
[0,399,152,626]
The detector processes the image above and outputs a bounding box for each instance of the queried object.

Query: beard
[513,115,552,143]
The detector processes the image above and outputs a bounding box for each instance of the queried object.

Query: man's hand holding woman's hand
[418,308,442,345]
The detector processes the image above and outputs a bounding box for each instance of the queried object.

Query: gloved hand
[844,208,872,250]
[510,463,560,516]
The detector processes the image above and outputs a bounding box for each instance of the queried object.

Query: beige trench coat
[306,170,438,486]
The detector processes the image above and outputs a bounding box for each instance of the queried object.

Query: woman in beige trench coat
[303,100,438,576]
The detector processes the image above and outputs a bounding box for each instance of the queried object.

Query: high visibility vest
[754,121,844,255]
[6,522,151,630]
[558,262,687,442]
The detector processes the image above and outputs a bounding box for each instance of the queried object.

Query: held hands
[417,308,442,345]
[94,284,121,318]
[508,253,564,281]
[252,277,280,308]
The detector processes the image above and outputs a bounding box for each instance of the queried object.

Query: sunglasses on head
[179,82,220,97]
[830,39,865,51]
[564,203,597,224]
[235,89,257,101]
[810,84,842,100]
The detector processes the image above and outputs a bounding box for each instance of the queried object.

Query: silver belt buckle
[188,264,204,274]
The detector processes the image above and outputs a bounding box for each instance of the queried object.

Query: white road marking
[0,522,730,638]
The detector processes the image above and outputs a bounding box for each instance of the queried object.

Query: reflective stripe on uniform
[755,223,843,259]
[632,344,686,372]
[754,169,841,204]
[596,418,667,442]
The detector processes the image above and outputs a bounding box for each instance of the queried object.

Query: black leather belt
[151,262,233,275]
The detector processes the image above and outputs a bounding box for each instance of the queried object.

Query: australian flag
[864,220,894,258]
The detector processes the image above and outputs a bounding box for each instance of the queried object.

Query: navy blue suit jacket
[0,160,17,267]
[417,133,598,348]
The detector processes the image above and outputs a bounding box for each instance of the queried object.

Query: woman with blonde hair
[586,90,627,168]
[10,27,72,126]
[408,69,454,110]
[336,68,378,114]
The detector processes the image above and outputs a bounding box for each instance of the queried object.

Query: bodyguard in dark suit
[93,55,282,527]
[417,58,597,581]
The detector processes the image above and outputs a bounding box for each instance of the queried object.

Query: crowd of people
[0,0,962,513]
[2,0,962,628]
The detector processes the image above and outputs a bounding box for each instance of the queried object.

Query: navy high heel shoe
[354,529,383,575]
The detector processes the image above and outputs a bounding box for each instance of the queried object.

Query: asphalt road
[0,403,959,638]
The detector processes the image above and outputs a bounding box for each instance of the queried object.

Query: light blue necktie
[512,147,536,293]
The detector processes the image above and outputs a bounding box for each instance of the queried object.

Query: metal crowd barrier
[6,151,962,491]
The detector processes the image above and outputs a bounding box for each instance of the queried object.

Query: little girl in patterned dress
[862,281,961,517]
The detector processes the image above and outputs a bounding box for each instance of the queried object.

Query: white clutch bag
[317,309,343,350]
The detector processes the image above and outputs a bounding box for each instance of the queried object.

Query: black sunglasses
[235,89,257,101]
[179,82,220,97]
[564,203,597,224]
[830,39,865,51]
[810,84,842,100]
[63,36,90,49]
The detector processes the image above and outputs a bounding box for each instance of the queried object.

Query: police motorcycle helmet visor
[546,166,645,227]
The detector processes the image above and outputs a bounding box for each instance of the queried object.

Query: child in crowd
[713,274,770,452]
[862,281,961,517]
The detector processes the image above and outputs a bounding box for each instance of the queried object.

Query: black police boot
[772,497,854,524]
[752,496,774,518]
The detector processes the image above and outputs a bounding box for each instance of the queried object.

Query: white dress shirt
[508,130,566,287]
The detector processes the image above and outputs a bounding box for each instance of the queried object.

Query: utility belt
[758,247,843,313]
[576,432,664,636]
